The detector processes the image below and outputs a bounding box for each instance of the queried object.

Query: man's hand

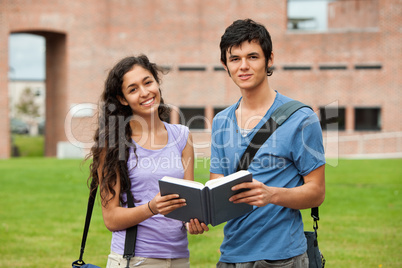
[229,165,325,210]
[229,179,273,207]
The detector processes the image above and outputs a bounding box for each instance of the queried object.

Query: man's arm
[229,164,325,209]
[210,172,224,180]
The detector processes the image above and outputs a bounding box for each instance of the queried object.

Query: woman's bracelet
[148,201,157,215]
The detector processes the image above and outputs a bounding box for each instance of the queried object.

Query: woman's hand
[149,192,186,215]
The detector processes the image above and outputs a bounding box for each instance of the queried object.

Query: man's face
[223,40,273,91]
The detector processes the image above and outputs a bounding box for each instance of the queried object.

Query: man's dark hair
[220,19,273,76]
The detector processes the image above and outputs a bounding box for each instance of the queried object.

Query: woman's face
[119,65,161,117]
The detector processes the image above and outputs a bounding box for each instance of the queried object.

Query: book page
[205,170,251,189]
[160,177,205,189]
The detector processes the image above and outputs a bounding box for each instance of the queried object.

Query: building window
[180,107,205,130]
[213,107,227,116]
[354,64,382,70]
[214,66,226,71]
[355,107,381,131]
[160,66,172,72]
[178,66,206,72]
[327,0,379,30]
[288,0,379,32]
[287,0,328,31]
[319,107,345,131]
[319,65,347,71]
[283,65,312,71]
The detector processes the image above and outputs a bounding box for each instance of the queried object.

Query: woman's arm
[181,132,195,181]
[99,156,186,232]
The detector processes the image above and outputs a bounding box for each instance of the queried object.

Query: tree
[15,87,40,135]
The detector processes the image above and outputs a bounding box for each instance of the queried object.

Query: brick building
[0,0,401,159]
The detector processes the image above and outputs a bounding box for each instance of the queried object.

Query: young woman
[87,55,194,268]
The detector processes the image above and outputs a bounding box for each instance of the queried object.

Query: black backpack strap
[237,100,311,171]
[236,116,277,172]
[271,100,311,126]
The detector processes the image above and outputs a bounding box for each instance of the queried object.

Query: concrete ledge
[57,141,85,159]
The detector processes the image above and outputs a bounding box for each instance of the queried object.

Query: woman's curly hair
[86,55,170,205]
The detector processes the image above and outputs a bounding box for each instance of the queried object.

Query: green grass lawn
[0,158,401,267]
[11,134,44,157]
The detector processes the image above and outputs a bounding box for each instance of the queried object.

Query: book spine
[208,188,217,226]
[202,188,211,225]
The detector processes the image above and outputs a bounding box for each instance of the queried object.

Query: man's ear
[221,60,231,77]
[117,95,128,106]
[268,51,274,68]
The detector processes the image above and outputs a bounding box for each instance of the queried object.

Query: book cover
[159,170,253,226]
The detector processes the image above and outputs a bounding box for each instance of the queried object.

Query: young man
[188,19,326,267]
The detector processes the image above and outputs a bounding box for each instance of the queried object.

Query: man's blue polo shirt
[210,92,326,263]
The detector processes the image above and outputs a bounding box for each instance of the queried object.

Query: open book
[159,170,253,226]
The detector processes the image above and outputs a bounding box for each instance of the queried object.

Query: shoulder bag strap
[312,206,320,238]
[237,100,310,171]
[123,188,137,266]
[119,161,138,268]
[235,100,319,224]
[73,162,137,268]
[72,186,98,267]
